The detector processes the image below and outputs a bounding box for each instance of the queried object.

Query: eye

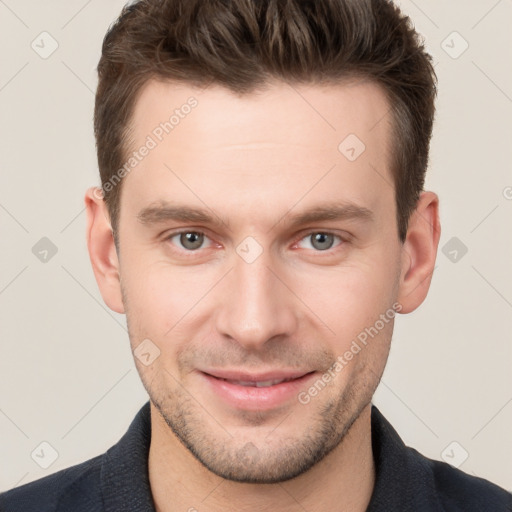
[166,230,212,251]
[296,232,343,251]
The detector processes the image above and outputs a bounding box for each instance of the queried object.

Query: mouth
[198,369,317,411]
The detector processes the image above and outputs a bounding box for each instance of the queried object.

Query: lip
[197,369,317,411]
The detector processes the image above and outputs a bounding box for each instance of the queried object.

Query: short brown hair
[94,0,437,245]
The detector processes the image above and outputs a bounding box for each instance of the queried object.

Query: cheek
[295,261,398,333]
[121,257,219,339]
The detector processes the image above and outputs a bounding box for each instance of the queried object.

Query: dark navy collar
[366,405,441,511]
[101,402,156,511]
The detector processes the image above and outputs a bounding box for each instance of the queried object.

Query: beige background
[1,0,511,494]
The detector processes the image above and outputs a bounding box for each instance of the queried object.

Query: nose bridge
[215,244,297,349]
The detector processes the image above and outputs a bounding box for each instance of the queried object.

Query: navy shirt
[1,401,510,511]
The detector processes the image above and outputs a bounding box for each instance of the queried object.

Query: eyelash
[163,229,346,255]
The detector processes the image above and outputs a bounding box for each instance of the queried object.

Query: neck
[148,402,376,512]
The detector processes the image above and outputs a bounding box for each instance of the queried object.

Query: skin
[85,78,440,512]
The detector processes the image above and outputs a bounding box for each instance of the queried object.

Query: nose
[214,247,298,351]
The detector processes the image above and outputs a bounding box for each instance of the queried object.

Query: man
[1,0,510,510]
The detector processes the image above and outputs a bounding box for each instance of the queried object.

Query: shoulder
[369,405,512,511]
[0,454,104,512]
[410,446,512,511]
[0,402,154,512]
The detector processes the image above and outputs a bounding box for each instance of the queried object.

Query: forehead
[121,78,394,227]
[130,77,392,148]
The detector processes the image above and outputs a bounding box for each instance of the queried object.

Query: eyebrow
[136,201,374,231]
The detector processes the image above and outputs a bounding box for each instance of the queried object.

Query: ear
[84,187,125,314]
[397,191,441,314]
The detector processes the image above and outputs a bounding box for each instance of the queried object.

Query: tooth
[225,378,294,387]
[236,381,257,386]
[256,379,288,387]
[256,380,275,387]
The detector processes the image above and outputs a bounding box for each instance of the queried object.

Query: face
[114,78,405,483]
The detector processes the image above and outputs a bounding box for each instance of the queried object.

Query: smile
[198,370,317,410]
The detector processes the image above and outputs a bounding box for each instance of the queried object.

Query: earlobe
[397,191,441,314]
[84,187,125,314]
